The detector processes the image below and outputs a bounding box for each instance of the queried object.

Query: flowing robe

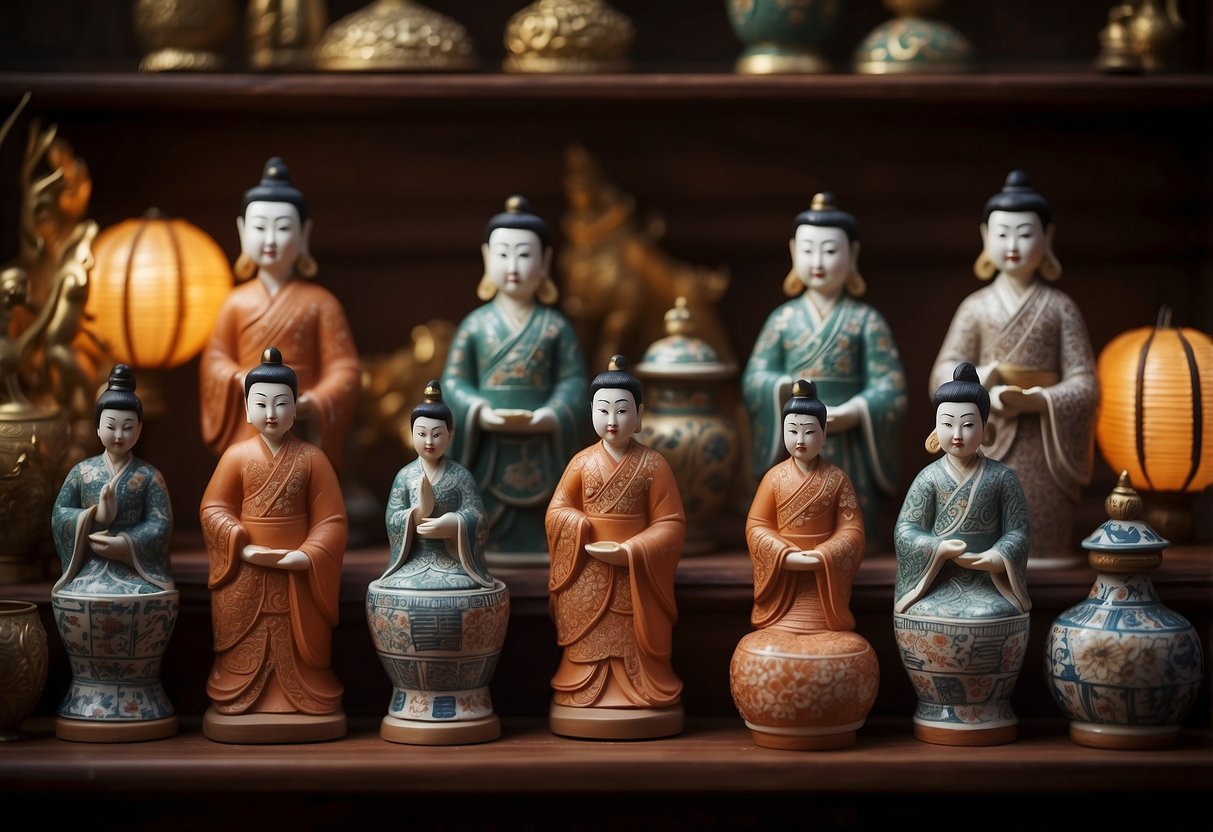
[894,455,1031,620]
[930,277,1097,560]
[52,454,174,596]
[745,457,864,633]
[442,302,590,556]
[199,278,360,470]
[200,433,347,715]
[380,458,492,591]
[743,294,906,545]
[545,439,684,708]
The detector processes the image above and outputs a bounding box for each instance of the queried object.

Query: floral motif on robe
[545,439,684,708]
[743,294,906,544]
[200,432,347,715]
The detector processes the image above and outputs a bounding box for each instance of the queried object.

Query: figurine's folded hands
[784,550,824,571]
[87,531,132,564]
[527,406,559,433]
[955,550,1006,573]
[937,538,968,559]
[585,540,629,566]
[417,512,459,539]
[825,399,861,433]
[241,544,309,569]
[994,385,1047,417]
[478,406,508,429]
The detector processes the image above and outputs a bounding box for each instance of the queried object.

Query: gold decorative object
[559,144,734,376]
[247,0,328,71]
[503,0,635,73]
[1093,306,1212,542]
[636,298,740,555]
[1,93,97,584]
[852,0,974,74]
[134,0,240,72]
[1097,1,1185,74]
[315,0,477,71]
[0,600,48,740]
[87,209,234,418]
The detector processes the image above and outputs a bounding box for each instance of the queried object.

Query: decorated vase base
[55,715,177,743]
[202,706,346,744]
[914,722,1017,747]
[749,728,857,751]
[1070,722,1179,751]
[380,714,500,746]
[549,702,684,740]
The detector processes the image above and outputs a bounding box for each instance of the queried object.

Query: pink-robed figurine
[931,170,1097,566]
[199,156,360,471]
[545,355,686,740]
[200,347,348,744]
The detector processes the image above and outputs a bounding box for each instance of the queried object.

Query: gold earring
[845,271,867,297]
[782,269,804,297]
[924,430,941,454]
[537,277,559,305]
[234,253,256,280]
[1040,253,1063,282]
[973,252,997,280]
[476,274,497,301]
[296,252,318,279]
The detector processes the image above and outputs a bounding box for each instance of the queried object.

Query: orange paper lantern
[88,210,232,369]
[1096,311,1213,494]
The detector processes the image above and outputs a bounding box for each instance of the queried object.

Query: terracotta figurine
[199,156,360,471]
[894,362,1031,746]
[730,378,878,750]
[742,192,906,548]
[930,170,1097,565]
[51,364,178,741]
[545,354,685,739]
[442,195,591,566]
[366,380,510,745]
[200,346,348,743]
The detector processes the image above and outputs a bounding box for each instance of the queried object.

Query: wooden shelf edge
[2,716,1209,796]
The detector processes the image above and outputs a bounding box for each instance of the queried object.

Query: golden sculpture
[559,144,734,374]
[247,0,328,71]
[1,93,104,582]
[134,0,240,72]
[315,0,477,71]
[1097,0,1185,74]
[503,0,635,73]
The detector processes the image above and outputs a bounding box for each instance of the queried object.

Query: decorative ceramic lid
[635,298,735,380]
[1081,472,1169,569]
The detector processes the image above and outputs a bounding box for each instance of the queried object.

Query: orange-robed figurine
[545,354,686,740]
[199,156,359,470]
[200,346,348,744]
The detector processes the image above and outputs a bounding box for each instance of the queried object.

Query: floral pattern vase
[1045,473,1204,749]
[731,629,878,749]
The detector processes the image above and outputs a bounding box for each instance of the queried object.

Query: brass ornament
[973,251,996,280]
[247,0,328,71]
[315,0,478,72]
[924,430,941,454]
[134,0,240,72]
[1096,3,1143,73]
[503,0,635,73]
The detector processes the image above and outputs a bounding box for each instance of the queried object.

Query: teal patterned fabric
[743,294,906,543]
[52,455,174,595]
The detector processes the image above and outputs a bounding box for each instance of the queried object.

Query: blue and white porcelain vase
[1046,472,1203,749]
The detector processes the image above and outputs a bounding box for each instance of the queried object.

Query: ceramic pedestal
[52,588,179,742]
[549,702,685,741]
[894,612,1029,745]
[366,578,509,745]
[730,628,879,750]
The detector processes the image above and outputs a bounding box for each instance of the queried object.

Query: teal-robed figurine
[742,193,906,548]
[441,195,591,567]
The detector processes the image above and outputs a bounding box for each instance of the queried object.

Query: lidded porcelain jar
[1045,472,1204,749]
[635,297,740,554]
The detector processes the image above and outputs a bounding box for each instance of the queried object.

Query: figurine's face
[246,381,297,442]
[412,416,450,462]
[482,227,549,301]
[981,210,1047,281]
[935,401,985,461]
[791,224,853,298]
[592,387,642,450]
[239,201,308,276]
[97,408,142,456]
[783,412,825,465]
